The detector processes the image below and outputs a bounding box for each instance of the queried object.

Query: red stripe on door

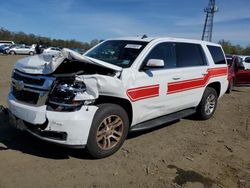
[167,67,228,94]
[127,84,159,102]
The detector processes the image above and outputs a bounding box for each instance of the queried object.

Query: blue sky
[0,0,249,46]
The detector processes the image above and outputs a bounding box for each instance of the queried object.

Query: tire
[226,79,233,94]
[86,103,129,158]
[9,51,15,55]
[196,87,218,120]
[29,51,34,55]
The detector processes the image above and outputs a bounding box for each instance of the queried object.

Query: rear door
[170,43,209,109]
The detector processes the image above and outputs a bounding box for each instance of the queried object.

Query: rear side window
[175,43,207,67]
[207,45,226,64]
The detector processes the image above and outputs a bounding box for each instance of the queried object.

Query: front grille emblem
[15,81,25,91]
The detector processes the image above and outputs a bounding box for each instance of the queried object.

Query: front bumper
[8,93,98,147]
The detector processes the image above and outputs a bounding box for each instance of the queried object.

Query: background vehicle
[43,47,61,55]
[239,56,250,69]
[226,55,250,93]
[0,40,15,46]
[0,44,16,54]
[7,45,36,55]
[0,44,10,54]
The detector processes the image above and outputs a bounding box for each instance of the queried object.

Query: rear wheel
[196,87,218,120]
[87,103,129,158]
[29,51,34,55]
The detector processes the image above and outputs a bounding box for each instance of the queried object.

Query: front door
[235,70,250,86]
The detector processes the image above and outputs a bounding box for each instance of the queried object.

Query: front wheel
[29,51,34,55]
[9,51,15,55]
[86,103,129,158]
[196,87,218,120]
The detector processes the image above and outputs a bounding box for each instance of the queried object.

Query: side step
[130,108,196,132]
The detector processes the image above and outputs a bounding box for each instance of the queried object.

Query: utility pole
[202,0,218,42]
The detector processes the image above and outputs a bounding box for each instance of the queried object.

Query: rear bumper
[8,93,98,147]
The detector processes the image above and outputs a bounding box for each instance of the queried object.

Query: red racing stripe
[167,67,228,94]
[127,84,159,102]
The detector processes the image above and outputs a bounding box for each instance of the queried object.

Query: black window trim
[139,42,208,71]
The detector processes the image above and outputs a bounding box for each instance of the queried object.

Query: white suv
[7,37,228,158]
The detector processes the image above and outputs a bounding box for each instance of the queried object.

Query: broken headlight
[47,80,94,112]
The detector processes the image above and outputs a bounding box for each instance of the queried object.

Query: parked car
[0,40,15,46]
[0,44,16,54]
[226,55,250,93]
[0,44,10,54]
[7,37,228,158]
[7,45,36,55]
[43,47,61,55]
[238,56,250,69]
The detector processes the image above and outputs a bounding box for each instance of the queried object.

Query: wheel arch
[206,82,221,97]
[95,96,133,126]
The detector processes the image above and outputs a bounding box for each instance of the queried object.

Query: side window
[175,43,207,67]
[143,43,176,69]
[207,45,226,64]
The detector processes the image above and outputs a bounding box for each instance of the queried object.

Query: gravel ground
[0,55,249,188]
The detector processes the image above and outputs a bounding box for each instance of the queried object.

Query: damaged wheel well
[95,96,133,126]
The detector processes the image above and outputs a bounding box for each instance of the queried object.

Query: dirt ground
[0,55,249,188]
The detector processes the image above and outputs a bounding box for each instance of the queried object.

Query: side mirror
[146,59,164,68]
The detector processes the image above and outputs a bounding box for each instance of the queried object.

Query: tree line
[218,40,250,55]
[0,27,101,50]
[1,27,250,55]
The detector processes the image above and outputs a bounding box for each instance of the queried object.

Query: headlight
[50,81,86,103]
[47,79,94,112]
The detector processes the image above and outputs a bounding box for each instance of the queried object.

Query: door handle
[172,76,181,80]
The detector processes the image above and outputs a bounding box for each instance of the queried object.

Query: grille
[11,70,55,105]
[12,71,45,86]
[13,87,39,105]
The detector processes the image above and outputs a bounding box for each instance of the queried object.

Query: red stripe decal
[127,85,159,102]
[167,67,228,94]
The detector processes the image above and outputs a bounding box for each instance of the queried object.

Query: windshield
[85,40,148,68]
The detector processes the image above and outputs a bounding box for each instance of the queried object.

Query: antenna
[202,0,218,42]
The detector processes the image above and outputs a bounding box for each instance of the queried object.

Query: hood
[15,48,122,75]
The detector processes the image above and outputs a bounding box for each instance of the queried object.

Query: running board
[130,108,196,132]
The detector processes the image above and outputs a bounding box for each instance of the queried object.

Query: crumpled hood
[15,48,122,75]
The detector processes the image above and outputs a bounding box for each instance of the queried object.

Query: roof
[107,36,221,46]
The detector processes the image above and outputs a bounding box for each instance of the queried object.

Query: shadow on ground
[168,165,216,188]
[0,110,93,160]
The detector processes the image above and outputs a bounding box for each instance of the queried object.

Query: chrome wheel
[96,115,124,150]
[205,94,216,115]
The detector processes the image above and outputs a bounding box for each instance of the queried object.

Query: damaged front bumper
[8,93,98,148]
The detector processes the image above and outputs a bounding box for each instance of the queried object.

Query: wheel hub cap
[96,115,124,150]
[205,94,216,115]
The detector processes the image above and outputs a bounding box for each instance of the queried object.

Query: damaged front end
[47,75,97,112]
[12,48,122,111]
[7,49,123,146]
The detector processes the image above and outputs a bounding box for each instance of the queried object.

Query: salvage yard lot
[0,55,250,188]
